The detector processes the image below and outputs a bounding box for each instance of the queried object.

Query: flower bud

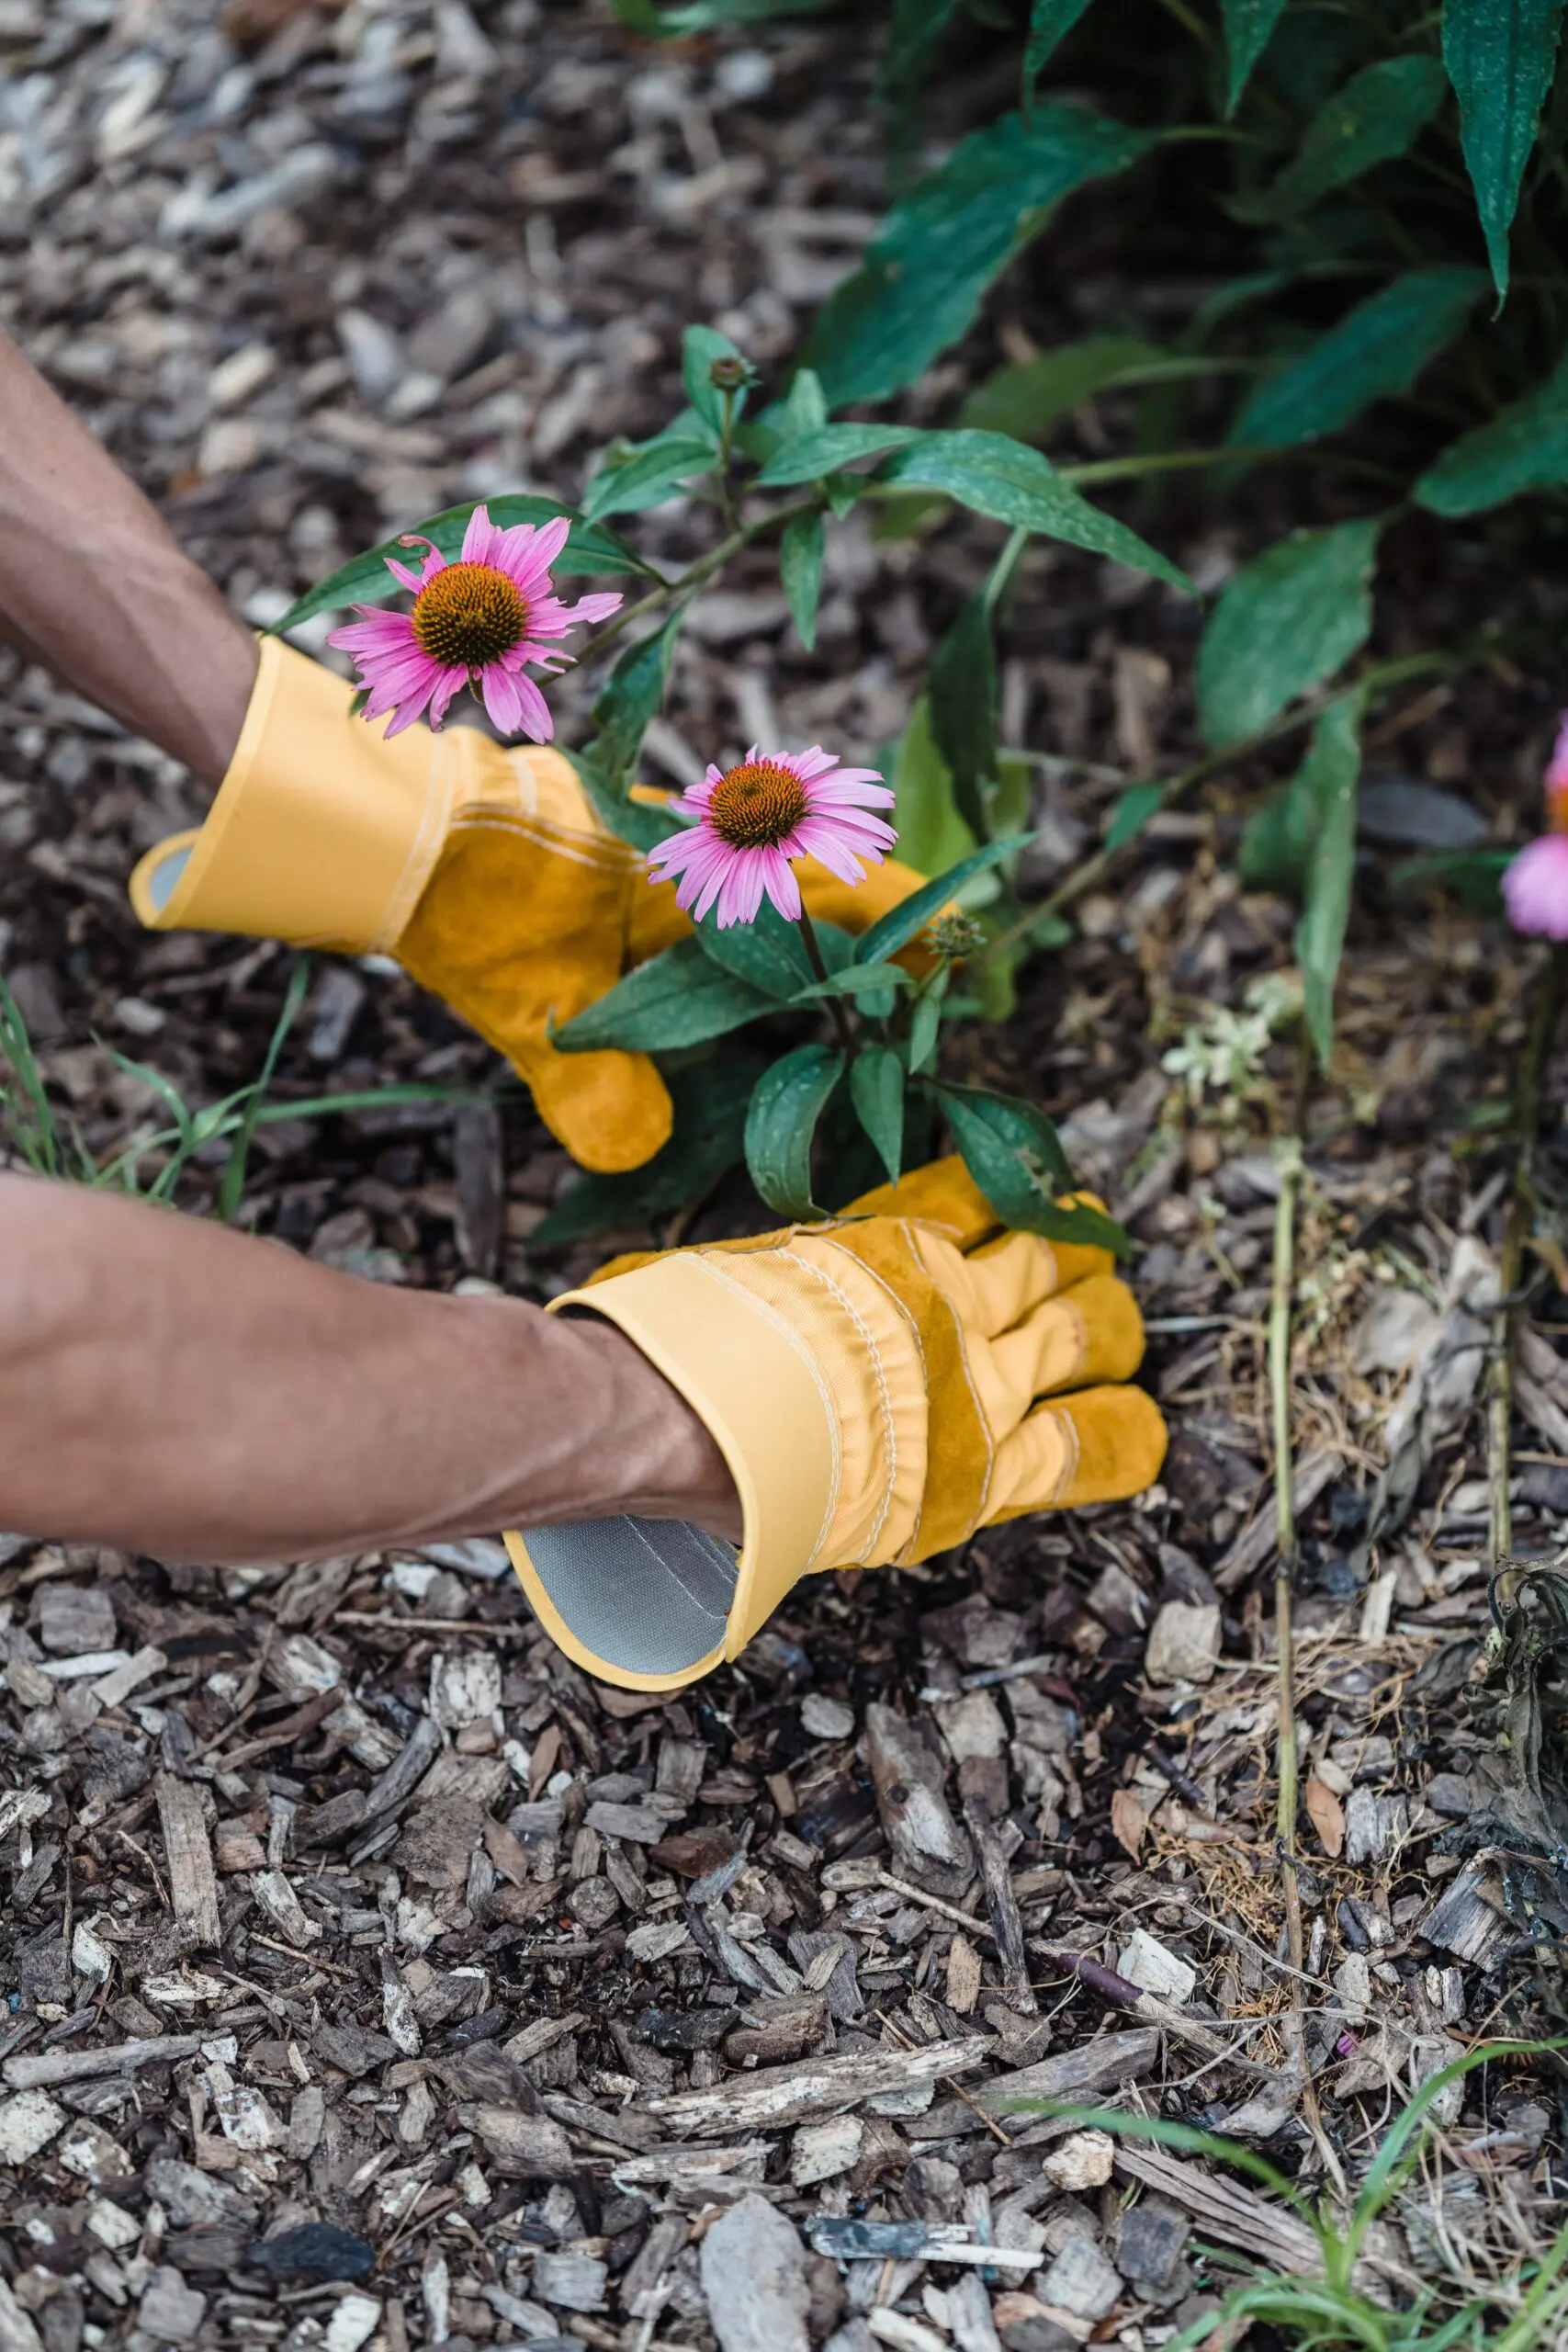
[707,355,750,393]
[928,911,986,962]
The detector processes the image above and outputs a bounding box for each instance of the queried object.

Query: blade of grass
[216,956,311,1221]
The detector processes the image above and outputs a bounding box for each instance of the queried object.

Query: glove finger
[951,1226,1115,1336]
[986,1384,1168,1521]
[987,1272,1145,1410]
[840,1155,998,1245]
[520,1042,674,1175]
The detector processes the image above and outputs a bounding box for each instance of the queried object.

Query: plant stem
[570,494,823,669]
[716,389,739,530]
[1269,1029,1348,2202]
[796,908,857,1061]
[976,626,1551,972]
[1488,942,1568,1566]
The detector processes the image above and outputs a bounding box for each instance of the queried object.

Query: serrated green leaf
[745,1044,845,1219]
[569,750,687,855]
[592,614,682,786]
[1196,517,1381,749]
[1221,0,1290,113]
[1294,698,1362,1067]
[1444,0,1567,299]
[929,594,998,842]
[265,498,645,635]
[581,436,717,524]
[801,107,1153,409]
[854,834,1032,965]
[883,431,1190,591]
[682,324,750,433]
[1023,0,1098,99]
[961,336,1164,444]
[693,899,856,1000]
[851,1046,907,1184]
[1415,353,1568,511]
[1228,268,1487,449]
[555,937,775,1053]
[932,1081,1131,1254]
[757,425,923,488]
[1105,781,1165,853]
[532,1057,762,1245]
[1240,57,1447,220]
[780,511,826,650]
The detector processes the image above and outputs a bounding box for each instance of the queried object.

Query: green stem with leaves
[796,907,858,1061]
[1488,941,1568,1566]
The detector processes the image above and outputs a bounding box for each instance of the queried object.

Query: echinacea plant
[268,327,1186,1254]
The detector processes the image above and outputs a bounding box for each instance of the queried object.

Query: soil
[3,2,1568,2348]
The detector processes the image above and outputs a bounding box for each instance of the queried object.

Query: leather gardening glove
[507,1156,1168,1690]
[128,638,929,1175]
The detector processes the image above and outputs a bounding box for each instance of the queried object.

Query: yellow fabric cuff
[128,636,464,953]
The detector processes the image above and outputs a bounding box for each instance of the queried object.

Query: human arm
[0,1173,739,1561]
[0,327,257,786]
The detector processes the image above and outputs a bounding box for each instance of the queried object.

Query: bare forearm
[0,331,256,785]
[0,1176,738,1560]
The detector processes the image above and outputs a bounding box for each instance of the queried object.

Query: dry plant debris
[4,0,1568,2346]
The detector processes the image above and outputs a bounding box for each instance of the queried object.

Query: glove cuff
[128,636,469,952]
[503,1250,840,1690]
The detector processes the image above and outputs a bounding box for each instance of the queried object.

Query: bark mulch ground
[3,2,1568,2347]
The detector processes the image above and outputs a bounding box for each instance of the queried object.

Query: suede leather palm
[506,1158,1168,1690]
[129,637,929,1174]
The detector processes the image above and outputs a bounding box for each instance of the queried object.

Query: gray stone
[1036,2234,1122,2323]
[1115,2197,1188,2288]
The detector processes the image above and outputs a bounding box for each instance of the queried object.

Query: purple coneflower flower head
[1505,710,1568,940]
[645,746,897,929]
[327,505,622,741]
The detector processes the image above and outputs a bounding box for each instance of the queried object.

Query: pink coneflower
[646,746,897,928]
[327,506,622,741]
[1505,714,1568,940]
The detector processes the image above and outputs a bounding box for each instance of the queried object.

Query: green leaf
[1294,698,1363,1068]
[929,595,998,842]
[1240,56,1448,219]
[1391,845,1512,914]
[854,834,1032,965]
[1105,781,1165,853]
[961,335,1164,443]
[592,614,682,786]
[568,750,686,855]
[265,498,645,635]
[554,937,776,1053]
[883,0,960,96]
[1023,0,1099,97]
[792,960,913,1002]
[532,1057,762,1246]
[745,1045,845,1219]
[883,431,1191,591]
[780,511,826,650]
[682,324,750,433]
[851,1046,907,1184]
[1415,353,1568,511]
[891,697,976,877]
[1196,518,1381,749]
[1238,774,1320,897]
[581,436,718,524]
[693,899,855,1001]
[908,966,951,1074]
[1444,0,1567,299]
[1221,0,1290,113]
[1228,268,1487,449]
[801,107,1152,409]
[756,425,923,488]
[932,1081,1131,1254]
[782,368,829,438]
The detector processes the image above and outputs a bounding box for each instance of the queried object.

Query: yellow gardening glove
[128,638,928,1175]
[506,1157,1167,1690]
